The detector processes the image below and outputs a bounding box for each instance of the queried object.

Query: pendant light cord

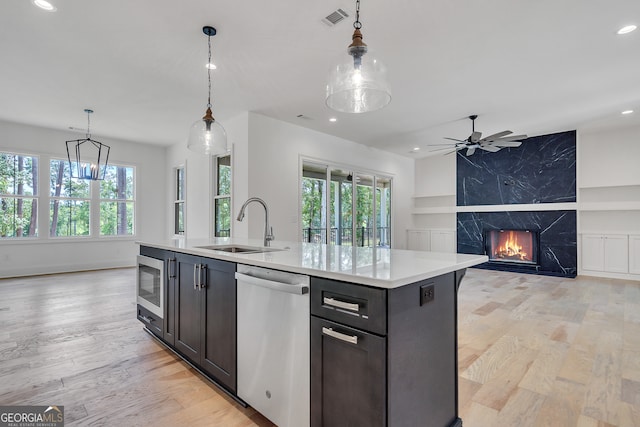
[207,34,212,109]
[353,0,362,29]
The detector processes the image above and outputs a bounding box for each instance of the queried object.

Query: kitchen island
[136,238,487,427]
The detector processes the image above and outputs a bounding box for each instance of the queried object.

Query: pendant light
[66,109,110,180]
[187,26,227,155]
[325,0,391,114]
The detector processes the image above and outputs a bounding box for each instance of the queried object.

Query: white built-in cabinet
[407,229,456,253]
[629,235,640,275]
[578,185,640,278]
[581,234,629,274]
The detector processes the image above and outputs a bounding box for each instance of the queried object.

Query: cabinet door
[630,235,640,274]
[407,230,430,251]
[174,253,202,362]
[311,317,386,427]
[163,253,176,346]
[581,234,605,271]
[430,230,456,253]
[604,235,628,273]
[200,258,237,392]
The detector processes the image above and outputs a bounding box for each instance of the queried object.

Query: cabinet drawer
[311,277,386,336]
[137,304,163,337]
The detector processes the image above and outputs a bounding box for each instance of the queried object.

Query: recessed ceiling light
[410,147,420,153]
[617,25,637,35]
[33,0,56,11]
[329,117,337,122]
[621,109,634,115]
[206,63,217,70]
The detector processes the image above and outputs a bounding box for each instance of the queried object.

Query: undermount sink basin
[195,245,283,254]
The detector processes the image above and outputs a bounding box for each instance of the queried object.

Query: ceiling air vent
[322,9,349,26]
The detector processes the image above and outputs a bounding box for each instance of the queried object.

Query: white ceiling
[1,0,639,158]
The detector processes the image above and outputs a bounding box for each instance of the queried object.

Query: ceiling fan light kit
[187,26,227,156]
[431,115,528,156]
[325,0,391,114]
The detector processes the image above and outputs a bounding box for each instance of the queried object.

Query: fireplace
[484,229,539,265]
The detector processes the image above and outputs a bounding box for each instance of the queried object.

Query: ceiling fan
[430,115,528,156]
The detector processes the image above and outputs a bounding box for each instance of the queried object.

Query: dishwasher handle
[235,272,309,295]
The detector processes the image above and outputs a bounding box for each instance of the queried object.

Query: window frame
[0,151,40,239]
[98,163,136,237]
[212,153,232,238]
[173,164,186,236]
[49,157,92,238]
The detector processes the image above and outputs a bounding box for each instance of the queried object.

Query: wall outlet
[420,284,435,306]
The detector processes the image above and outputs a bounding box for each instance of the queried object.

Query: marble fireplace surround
[457,210,577,277]
[455,130,578,277]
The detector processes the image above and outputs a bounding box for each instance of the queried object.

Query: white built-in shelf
[411,207,456,215]
[578,183,640,190]
[412,194,456,199]
[579,201,640,211]
[456,203,578,213]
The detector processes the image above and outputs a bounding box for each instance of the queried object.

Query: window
[302,160,392,247]
[174,166,185,235]
[99,164,134,236]
[214,155,231,237]
[49,158,91,236]
[0,152,38,238]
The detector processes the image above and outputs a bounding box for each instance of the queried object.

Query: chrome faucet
[236,197,275,247]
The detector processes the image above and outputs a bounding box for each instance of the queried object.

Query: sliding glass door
[301,160,392,248]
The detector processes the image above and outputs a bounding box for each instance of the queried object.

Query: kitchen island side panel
[387,271,460,427]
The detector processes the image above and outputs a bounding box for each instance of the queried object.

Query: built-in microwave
[136,255,164,318]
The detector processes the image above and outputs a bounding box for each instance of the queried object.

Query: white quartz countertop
[137,238,488,289]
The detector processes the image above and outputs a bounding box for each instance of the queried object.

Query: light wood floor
[0,268,638,426]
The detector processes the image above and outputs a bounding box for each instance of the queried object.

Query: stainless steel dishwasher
[236,264,310,427]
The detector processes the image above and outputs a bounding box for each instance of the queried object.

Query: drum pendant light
[325,0,391,113]
[66,109,110,180]
[187,26,227,155]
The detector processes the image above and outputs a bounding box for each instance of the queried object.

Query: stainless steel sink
[195,245,283,254]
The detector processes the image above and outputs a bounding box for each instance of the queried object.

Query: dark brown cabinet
[311,317,386,426]
[174,252,237,393]
[311,272,464,427]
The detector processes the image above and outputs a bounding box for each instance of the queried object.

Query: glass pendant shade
[187,108,227,155]
[326,36,391,113]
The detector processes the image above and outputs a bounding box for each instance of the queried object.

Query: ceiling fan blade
[428,143,460,146]
[469,131,482,143]
[466,146,476,156]
[492,141,522,148]
[480,144,501,152]
[493,134,528,142]
[444,149,459,156]
[482,130,512,141]
[444,137,466,142]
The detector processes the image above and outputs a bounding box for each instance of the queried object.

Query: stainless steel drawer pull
[322,327,358,345]
[140,315,154,324]
[323,297,359,312]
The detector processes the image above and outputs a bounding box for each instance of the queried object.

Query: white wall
[165,112,415,248]
[0,120,166,277]
[413,154,457,230]
[241,113,415,248]
[578,125,640,188]
[165,112,250,240]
